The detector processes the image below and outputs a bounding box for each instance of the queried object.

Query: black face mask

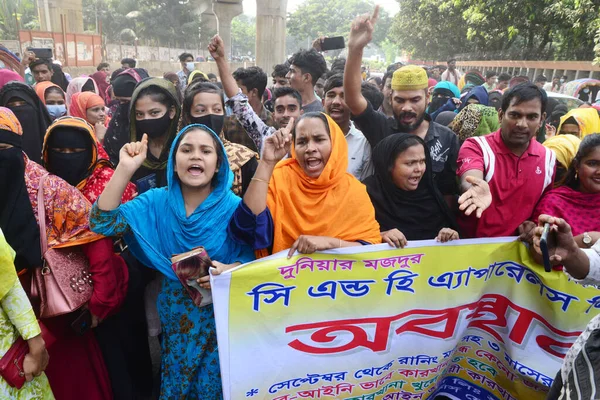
[47,149,92,186]
[8,103,43,164]
[135,111,172,139]
[190,114,225,136]
[429,96,450,114]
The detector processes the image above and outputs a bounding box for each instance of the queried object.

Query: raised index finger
[371,5,380,25]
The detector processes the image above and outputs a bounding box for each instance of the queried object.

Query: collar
[423,114,438,142]
[345,121,359,138]
[491,129,540,157]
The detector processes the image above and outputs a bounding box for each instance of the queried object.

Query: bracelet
[251,177,269,184]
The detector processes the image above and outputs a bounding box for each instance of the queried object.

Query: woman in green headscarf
[128,78,181,190]
[0,231,53,399]
[451,104,500,143]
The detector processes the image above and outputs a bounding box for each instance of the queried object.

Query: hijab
[428,81,460,114]
[104,68,146,163]
[363,133,458,241]
[0,107,42,271]
[0,231,18,300]
[558,108,600,139]
[0,69,24,88]
[488,90,503,111]
[435,111,457,127]
[265,113,381,255]
[464,71,485,87]
[129,78,181,171]
[452,104,500,142]
[34,81,63,105]
[459,86,489,111]
[542,134,581,170]
[66,77,99,107]
[106,124,254,280]
[50,63,69,91]
[90,71,110,103]
[69,91,106,125]
[0,81,52,164]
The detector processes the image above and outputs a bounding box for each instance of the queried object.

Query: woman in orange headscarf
[69,91,110,142]
[231,112,381,257]
[35,81,68,120]
[0,107,127,400]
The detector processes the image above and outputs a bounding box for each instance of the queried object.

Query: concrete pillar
[255,0,288,74]
[200,12,218,58]
[212,1,243,60]
[41,0,84,33]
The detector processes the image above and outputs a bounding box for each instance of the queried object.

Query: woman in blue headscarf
[89,124,255,399]
[458,85,489,112]
[427,81,461,121]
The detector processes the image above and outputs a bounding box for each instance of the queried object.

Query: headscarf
[488,90,503,111]
[549,104,569,129]
[100,124,254,280]
[50,63,69,91]
[90,71,110,103]
[66,77,99,107]
[363,133,458,240]
[103,69,146,163]
[42,116,137,204]
[542,134,581,169]
[557,108,600,139]
[428,81,461,115]
[129,78,181,171]
[435,111,457,127]
[464,71,485,87]
[0,69,24,88]
[509,75,530,89]
[0,81,52,164]
[69,91,106,124]
[265,113,381,254]
[0,231,17,299]
[0,107,41,271]
[187,70,209,85]
[459,86,489,111]
[452,104,500,142]
[34,81,63,105]
[163,72,183,103]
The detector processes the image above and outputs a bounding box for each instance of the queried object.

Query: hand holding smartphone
[540,222,553,272]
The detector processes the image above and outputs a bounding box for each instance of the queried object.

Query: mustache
[399,111,417,119]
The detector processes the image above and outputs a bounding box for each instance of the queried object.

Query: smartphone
[321,36,345,51]
[540,223,553,272]
[70,309,92,336]
[135,173,157,194]
[27,47,53,59]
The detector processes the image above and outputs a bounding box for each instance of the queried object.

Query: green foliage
[0,0,38,40]
[287,0,391,49]
[390,0,600,61]
[231,15,256,57]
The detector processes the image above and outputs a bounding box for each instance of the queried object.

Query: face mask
[186,62,195,72]
[47,149,91,186]
[429,97,450,113]
[190,114,225,136]
[583,88,590,93]
[46,104,67,120]
[560,79,565,84]
[135,111,172,139]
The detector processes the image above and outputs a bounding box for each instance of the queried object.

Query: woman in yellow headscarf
[0,231,53,398]
[543,134,581,183]
[557,107,600,138]
[232,112,381,258]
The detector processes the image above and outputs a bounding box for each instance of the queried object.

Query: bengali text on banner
[211,238,600,400]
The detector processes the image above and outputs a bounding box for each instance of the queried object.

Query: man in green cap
[344,6,459,200]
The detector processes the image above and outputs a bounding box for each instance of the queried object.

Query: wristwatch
[583,232,593,247]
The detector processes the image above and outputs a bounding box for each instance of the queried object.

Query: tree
[0,0,38,40]
[389,0,600,61]
[231,15,256,57]
[287,0,391,51]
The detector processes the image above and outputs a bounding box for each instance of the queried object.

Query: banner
[211,238,600,400]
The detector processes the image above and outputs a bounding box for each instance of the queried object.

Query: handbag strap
[37,173,49,255]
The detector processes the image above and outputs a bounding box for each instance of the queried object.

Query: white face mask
[186,62,195,72]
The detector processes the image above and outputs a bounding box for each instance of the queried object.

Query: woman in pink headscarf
[90,71,110,103]
[66,76,99,107]
[0,69,24,89]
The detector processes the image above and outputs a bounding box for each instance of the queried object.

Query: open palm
[458,176,492,218]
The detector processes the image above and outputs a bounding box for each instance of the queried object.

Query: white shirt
[441,69,462,86]
[345,122,374,181]
[565,239,600,285]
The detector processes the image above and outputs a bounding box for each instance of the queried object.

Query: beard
[394,110,426,133]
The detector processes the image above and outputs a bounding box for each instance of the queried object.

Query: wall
[18,30,102,67]
[62,61,254,78]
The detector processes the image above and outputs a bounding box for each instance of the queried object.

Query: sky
[241,0,399,17]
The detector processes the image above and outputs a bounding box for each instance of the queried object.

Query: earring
[575,171,578,179]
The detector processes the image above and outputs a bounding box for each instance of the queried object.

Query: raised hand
[262,117,294,164]
[348,6,379,50]
[458,176,492,218]
[208,35,226,60]
[119,133,148,173]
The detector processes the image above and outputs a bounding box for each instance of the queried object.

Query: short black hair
[330,58,346,75]
[288,49,327,86]
[179,52,193,62]
[29,58,53,71]
[368,76,382,87]
[272,63,290,79]
[96,62,110,71]
[110,67,126,82]
[501,82,547,114]
[233,66,268,98]
[207,73,217,80]
[498,73,512,82]
[535,75,548,83]
[121,58,136,67]
[273,86,302,108]
[323,74,343,96]
[362,82,384,110]
[447,57,457,63]
[485,70,497,80]
[382,63,402,89]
